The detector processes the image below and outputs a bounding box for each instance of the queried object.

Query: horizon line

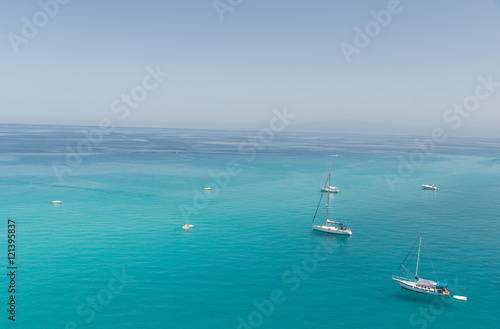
[0,121,499,140]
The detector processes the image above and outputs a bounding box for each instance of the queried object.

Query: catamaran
[320,161,339,193]
[392,234,449,296]
[311,180,351,236]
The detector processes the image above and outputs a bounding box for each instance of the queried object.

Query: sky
[1,0,500,137]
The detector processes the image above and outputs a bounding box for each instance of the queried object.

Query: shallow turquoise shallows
[1,124,499,329]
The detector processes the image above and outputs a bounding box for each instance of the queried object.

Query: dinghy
[453,295,467,301]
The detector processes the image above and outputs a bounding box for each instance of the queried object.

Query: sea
[1,123,499,329]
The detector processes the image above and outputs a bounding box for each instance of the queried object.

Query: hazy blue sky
[1,0,499,136]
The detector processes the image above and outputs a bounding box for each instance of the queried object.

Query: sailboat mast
[415,234,422,278]
[326,161,331,220]
[328,161,331,188]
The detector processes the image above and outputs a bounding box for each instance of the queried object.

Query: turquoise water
[1,124,499,328]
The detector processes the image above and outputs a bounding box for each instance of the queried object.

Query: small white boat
[422,184,438,190]
[51,200,62,204]
[182,224,193,230]
[453,295,467,301]
[392,234,450,296]
[204,187,212,190]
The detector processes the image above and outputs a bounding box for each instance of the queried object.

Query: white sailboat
[392,234,449,296]
[311,173,351,236]
[320,161,339,193]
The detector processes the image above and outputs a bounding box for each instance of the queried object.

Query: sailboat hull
[320,186,339,193]
[312,225,352,235]
[392,277,449,296]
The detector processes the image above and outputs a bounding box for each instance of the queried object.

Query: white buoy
[453,295,467,301]
[52,200,62,204]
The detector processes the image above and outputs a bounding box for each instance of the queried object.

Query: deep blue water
[0,124,499,328]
